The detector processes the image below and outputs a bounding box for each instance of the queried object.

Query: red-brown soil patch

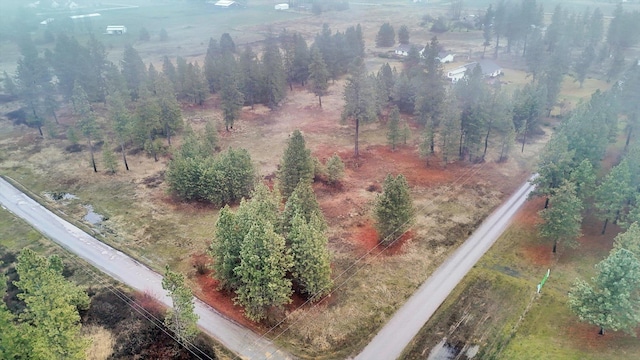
[522,244,553,267]
[565,321,639,351]
[348,220,414,257]
[189,254,263,332]
[514,197,545,230]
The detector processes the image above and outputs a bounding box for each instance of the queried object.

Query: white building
[105,25,127,35]
[275,3,289,10]
[213,0,239,8]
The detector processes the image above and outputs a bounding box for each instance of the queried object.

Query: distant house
[436,51,455,63]
[105,25,127,35]
[213,0,239,8]
[275,3,289,10]
[395,44,412,57]
[395,44,421,57]
[446,59,503,83]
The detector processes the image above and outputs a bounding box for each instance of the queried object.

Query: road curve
[355,177,536,360]
[0,177,292,360]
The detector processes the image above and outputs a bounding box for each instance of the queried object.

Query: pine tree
[239,46,261,109]
[375,174,415,245]
[595,160,634,234]
[342,59,378,157]
[278,130,314,199]
[162,266,199,342]
[210,205,243,290]
[288,214,332,300]
[219,53,244,131]
[282,180,326,236]
[72,82,100,172]
[308,46,329,107]
[220,33,236,54]
[325,153,345,185]
[398,25,410,45]
[106,89,131,170]
[234,221,293,321]
[121,45,147,100]
[102,140,117,174]
[569,248,640,335]
[387,105,401,151]
[531,133,575,208]
[155,74,183,145]
[261,37,287,109]
[613,222,640,257]
[14,249,90,360]
[538,180,583,253]
[376,23,395,47]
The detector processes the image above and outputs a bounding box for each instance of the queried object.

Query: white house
[436,51,455,63]
[275,3,289,10]
[105,25,127,35]
[446,59,503,83]
[213,0,239,8]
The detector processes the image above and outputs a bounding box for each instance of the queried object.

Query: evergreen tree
[208,147,256,206]
[163,56,177,88]
[278,130,314,199]
[569,248,640,335]
[234,221,293,321]
[204,38,221,93]
[398,25,410,45]
[281,180,326,236]
[387,105,401,151]
[14,249,90,360]
[595,160,634,234]
[239,46,261,109]
[261,37,287,109]
[531,133,574,208]
[376,23,395,47]
[569,159,596,201]
[211,205,243,290]
[325,153,345,185]
[288,214,332,300]
[342,59,378,157]
[72,82,100,172]
[375,174,414,245]
[308,46,329,107]
[121,45,147,100]
[220,33,236,54]
[538,180,583,253]
[102,140,117,174]
[292,33,311,86]
[106,90,131,170]
[162,266,199,342]
[155,74,183,145]
[219,53,244,131]
[574,45,595,88]
[160,28,168,41]
[482,5,494,58]
[613,222,640,257]
[15,35,51,137]
[133,88,162,161]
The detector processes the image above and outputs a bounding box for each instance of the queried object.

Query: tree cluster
[209,131,332,321]
[1,249,90,359]
[166,129,255,206]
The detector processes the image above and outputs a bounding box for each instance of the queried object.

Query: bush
[430,17,449,33]
[166,146,255,206]
[325,154,345,185]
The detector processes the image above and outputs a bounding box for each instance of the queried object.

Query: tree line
[529,62,640,335]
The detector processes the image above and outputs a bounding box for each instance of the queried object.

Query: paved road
[0,177,292,360]
[356,177,536,360]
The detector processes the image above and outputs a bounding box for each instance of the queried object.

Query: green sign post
[537,269,550,293]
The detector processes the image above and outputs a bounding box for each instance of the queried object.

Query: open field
[0,0,632,358]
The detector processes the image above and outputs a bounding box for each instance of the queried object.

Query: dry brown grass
[83,325,115,360]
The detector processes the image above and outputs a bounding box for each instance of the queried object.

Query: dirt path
[0,176,293,360]
[355,176,536,360]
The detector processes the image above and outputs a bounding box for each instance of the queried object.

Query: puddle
[48,192,78,201]
[427,339,480,360]
[427,339,459,360]
[83,205,104,225]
